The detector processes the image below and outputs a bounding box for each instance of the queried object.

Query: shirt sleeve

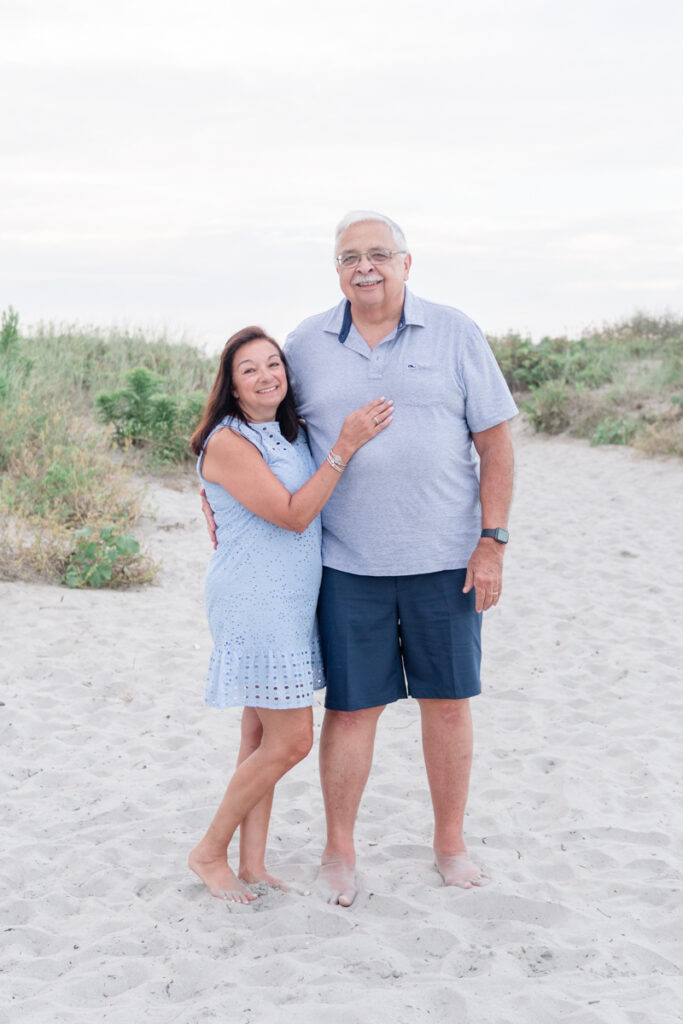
[457,323,519,434]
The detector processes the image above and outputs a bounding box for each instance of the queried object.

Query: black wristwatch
[481,528,509,544]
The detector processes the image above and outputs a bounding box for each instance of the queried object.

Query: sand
[2,426,682,1024]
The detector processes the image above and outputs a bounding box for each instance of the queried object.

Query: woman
[188,326,392,902]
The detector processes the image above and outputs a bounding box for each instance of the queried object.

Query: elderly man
[283,211,517,906]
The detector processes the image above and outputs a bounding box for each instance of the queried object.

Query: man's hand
[463,539,504,612]
[200,488,218,549]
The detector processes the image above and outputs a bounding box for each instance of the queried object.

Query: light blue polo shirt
[284,288,518,576]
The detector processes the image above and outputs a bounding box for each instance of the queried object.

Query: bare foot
[239,867,290,893]
[317,857,357,907]
[435,852,490,890]
[188,847,258,903]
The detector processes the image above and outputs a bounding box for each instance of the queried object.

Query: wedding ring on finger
[372,416,379,426]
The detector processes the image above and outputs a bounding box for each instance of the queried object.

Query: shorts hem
[324,688,481,712]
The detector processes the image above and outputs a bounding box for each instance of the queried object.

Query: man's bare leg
[188,706,313,902]
[418,698,489,889]
[318,704,385,906]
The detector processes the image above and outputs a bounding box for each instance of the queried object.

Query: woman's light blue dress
[197,416,325,709]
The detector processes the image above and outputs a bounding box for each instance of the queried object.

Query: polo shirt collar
[322,287,425,344]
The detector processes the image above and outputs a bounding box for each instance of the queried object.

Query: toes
[214,887,258,903]
[325,888,355,907]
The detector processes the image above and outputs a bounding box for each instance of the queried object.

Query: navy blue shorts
[318,567,482,712]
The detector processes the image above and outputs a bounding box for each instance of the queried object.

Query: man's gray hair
[335,210,408,252]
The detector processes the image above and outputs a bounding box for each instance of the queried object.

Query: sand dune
[2,427,682,1023]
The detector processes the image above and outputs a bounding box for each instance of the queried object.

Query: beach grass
[488,312,683,457]
[0,311,215,587]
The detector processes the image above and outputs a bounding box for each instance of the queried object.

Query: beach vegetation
[522,381,572,434]
[64,525,149,588]
[0,400,156,586]
[489,312,683,456]
[0,313,215,587]
[1,306,20,353]
[96,366,206,464]
[590,416,641,447]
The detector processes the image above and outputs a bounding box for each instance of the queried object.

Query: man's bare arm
[200,488,218,550]
[463,421,514,613]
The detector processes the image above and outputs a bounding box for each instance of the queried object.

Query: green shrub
[488,313,683,455]
[489,331,620,393]
[63,525,145,588]
[96,366,205,463]
[590,417,641,446]
[523,381,572,434]
[488,334,566,390]
[562,338,618,388]
[96,366,165,445]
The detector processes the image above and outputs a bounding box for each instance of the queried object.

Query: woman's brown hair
[190,326,300,455]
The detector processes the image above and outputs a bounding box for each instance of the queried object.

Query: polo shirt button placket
[368,349,383,381]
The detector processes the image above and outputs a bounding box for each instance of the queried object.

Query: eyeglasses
[335,248,407,269]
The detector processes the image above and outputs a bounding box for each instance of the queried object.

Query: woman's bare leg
[188,706,313,902]
[236,708,278,885]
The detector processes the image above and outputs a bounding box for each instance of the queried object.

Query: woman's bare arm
[201,398,393,534]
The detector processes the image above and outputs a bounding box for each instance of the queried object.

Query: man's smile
[352,274,383,289]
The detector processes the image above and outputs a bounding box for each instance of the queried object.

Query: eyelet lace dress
[198,416,325,709]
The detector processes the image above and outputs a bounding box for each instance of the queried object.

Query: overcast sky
[2,0,681,351]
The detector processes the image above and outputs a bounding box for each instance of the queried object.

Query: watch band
[481,528,509,544]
